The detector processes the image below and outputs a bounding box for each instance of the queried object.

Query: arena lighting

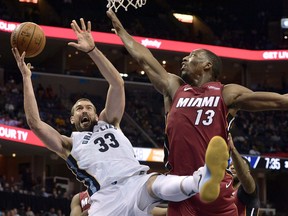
[281,18,288,29]
[173,13,193,24]
[19,0,38,3]
[1,19,288,60]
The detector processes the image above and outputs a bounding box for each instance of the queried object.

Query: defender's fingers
[80,18,86,31]
[87,21,91,33]
[70,22,77,33]
[67,42,79,49]
[72,20,81,33]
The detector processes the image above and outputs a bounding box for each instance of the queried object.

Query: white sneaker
[195,136,229,203]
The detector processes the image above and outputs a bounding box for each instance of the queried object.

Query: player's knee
[151,175,194,202]
[146,174,159,198]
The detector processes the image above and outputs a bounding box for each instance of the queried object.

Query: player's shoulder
[168,72,184,83]
[222,83,253,106]
[223,83,251,92]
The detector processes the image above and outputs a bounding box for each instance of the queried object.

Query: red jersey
[79,190,91,211]
[168,173,237,216]
[166,82,237,215]
[234,185,260,216]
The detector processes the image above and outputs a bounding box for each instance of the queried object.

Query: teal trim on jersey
[66,154,100,196]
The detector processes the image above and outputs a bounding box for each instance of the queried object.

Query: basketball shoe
[194,136,229,203]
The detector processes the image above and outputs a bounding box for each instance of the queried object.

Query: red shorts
[167,172,237,216]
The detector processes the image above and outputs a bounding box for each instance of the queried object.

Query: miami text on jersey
[176,96,220,108]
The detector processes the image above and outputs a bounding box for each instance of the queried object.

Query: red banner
[1,19,288,61]
[0,124,45,147]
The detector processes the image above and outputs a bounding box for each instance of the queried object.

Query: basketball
[10,22,46,58]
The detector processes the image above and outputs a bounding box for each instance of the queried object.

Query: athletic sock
[151,174,197,202]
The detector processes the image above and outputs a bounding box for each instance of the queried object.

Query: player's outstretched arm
[228,134,255,194]
[106,9,181,96]
[68,18,124,127]
[223,83,288,112]
[11,48,72,159]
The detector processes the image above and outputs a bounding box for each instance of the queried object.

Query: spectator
[249,145,261,156]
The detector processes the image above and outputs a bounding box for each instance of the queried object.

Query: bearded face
[71,100,98,132]
[74,112,98,132]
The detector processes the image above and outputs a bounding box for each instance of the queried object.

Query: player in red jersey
[70,190,91,216]
[107,9,288,216]
[228,134,260,216]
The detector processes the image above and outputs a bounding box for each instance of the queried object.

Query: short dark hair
[202,49,222,80]
[70,98,97,115]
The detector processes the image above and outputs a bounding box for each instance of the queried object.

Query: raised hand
[11,48,32,77]
[228,133,235,151]
[106,8,125,35]
[68,18,95,53]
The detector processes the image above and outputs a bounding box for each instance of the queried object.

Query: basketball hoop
[107,0,147,12]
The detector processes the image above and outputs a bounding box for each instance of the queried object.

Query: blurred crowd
[231,85,288,157]
[0,173,70,216]
[0,206,65,216]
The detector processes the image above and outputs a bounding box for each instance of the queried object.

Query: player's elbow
[242,181,256,194]
[27,118,43,132]
[118,77,125,87]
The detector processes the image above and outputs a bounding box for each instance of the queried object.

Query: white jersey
[66,121,149,196]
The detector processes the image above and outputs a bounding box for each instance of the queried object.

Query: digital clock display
[243,155,288,171]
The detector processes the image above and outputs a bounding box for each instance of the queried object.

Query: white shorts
[88,172,160,216]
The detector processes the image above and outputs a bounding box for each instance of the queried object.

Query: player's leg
[148,135,229,203]
[199,135,229,202]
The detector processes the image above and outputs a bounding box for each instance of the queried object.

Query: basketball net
[107,0,147,12]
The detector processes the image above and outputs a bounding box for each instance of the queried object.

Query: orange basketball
[10,22,46,58]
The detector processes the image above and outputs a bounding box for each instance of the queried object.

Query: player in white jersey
[12,17,229,216]
[69,120,150,190]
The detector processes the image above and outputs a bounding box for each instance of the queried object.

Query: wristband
[86,45,96,54]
